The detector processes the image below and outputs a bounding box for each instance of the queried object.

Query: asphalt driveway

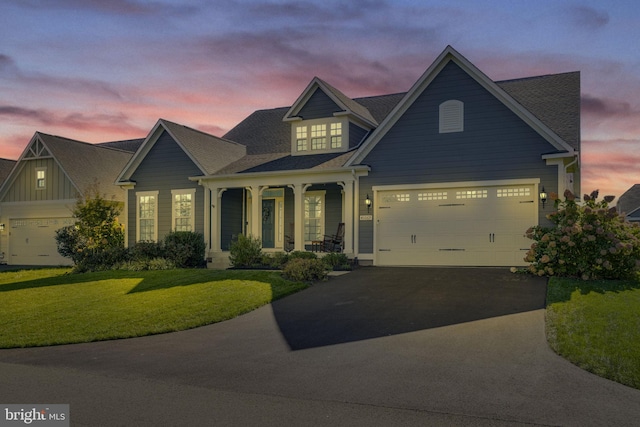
[1,267,639,426]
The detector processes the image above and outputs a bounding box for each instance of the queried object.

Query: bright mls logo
[1,405,69,427]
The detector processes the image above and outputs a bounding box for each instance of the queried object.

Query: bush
[260,252,289,269]
[164,231,206,268]
[115,257,175,271]
[288,251,317,260]
[282,258,329,282]
[229,234,263,267]
[525,190,640,280]
[322,252,351,271]
[130,241,165,261]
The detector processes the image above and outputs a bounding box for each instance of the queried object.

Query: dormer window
[292,118,347,155]
[296,127,308,151]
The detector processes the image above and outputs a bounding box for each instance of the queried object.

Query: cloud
[0,106,55,125]
[582,94,636,118]
[567,5,609,30]
[5,0,196,15]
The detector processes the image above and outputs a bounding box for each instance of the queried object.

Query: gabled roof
[0,132,134,202]
[283,77,378,127]
[346,45,578,166]
[116,119,246,183]
[618,184,640,217]
[98,138,144,153]
[497,72,580,151]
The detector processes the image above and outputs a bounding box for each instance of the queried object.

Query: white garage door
[375,184,537,266]
[9,218,74,265]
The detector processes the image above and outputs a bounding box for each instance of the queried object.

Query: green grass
[546,276,640,389]
[0,268,307,348]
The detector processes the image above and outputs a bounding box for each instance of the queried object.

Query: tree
[55,184,125,267]
[525,190,640,280]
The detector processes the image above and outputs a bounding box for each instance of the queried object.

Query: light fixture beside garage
[539,187,548,209]
[365,194,372,212]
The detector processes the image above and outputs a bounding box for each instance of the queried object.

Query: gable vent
[439,100,464,133]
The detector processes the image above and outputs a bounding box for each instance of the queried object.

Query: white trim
[291,117,348,156]
[304,190,326,243]
[171,188,196,232]
[136,190,158,242]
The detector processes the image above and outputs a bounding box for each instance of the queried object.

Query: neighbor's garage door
[375,184,536,266]
[9,218,74,265]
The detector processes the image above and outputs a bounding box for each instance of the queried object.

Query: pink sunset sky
[1,0,639,199]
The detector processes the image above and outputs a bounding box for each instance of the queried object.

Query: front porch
[193,167,369,269]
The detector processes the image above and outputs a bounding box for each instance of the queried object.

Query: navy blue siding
[298,89,341,119]
[358,62,560,253]
[127,131,204,244]
[349,123,369,149]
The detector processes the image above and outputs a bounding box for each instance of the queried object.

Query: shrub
[229,234,263,267]
[115,257,175,271]
[525,190,640,280]
[322,252,351,271]
[282,258,329,282]
[55,185,125,268]
[288,251,317,260]
[130,241,165,261]
[260,252,289,269]
[164,231,206,268]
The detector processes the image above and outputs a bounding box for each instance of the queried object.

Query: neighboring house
[118,45,580,268]
[618,184,640,222]
[0,133,140,265]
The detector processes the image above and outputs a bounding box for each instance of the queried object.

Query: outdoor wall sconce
[539,186,547,209]
[365,194,372,212]
[0,224,4,231]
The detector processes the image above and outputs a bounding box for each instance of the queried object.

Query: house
[618,184,640,222]
[0,133,141,265]
[117,45,580,268]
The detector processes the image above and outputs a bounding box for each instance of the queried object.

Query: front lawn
[546,276,640,389]
[0,268,307,348]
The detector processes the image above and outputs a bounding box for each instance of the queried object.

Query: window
[304,191,325,242]
[137,191,158,241]
[330,122,342,149]
[296,127,308,151]
[439,100,464,133]
[35,168,46,190]
[293,119,347,154]
[172,189,195,232]
[310,124,326,150]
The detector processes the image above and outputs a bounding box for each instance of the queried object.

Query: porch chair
[321,222,345,253]
[284,223,295,252]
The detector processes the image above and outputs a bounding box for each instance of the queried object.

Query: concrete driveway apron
[1,267,639,426]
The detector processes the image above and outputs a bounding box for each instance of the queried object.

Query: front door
[262,199,275,248]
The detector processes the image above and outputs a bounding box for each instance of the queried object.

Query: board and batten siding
[127,131,204,244]
[358,61,560,254]
[2,158,78,202]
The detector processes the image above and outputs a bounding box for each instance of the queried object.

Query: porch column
[213,188,226,251]
[288,183,308,251]
[338,180,354,255]
[247,186,262,239]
